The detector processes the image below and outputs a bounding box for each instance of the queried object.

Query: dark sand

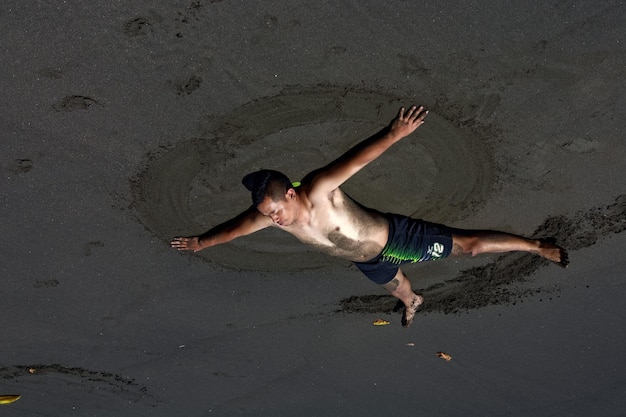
[1,1,625,416]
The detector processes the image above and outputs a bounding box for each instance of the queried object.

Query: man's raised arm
[307,105,428,194]
[170,206,273,252]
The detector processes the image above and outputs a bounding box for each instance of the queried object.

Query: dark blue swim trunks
[354,214,453,285]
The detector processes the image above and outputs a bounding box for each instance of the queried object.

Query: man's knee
[451,234,478,256]
[383,270,410,294]
[383,276,401,292]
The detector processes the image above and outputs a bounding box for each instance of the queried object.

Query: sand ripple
[132,87,495,270]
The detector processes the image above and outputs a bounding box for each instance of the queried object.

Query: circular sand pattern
[132,87,494,271]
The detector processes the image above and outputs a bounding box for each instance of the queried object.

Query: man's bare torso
[279,187,389,262]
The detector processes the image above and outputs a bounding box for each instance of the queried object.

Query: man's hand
[170,237,202,252]
[388,105,428,139]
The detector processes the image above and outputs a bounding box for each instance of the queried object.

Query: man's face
[257,191,295,226]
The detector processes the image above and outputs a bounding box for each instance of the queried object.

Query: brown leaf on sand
[437,351,452,361]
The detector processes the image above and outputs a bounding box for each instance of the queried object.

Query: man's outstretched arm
[170,206,273,252]
[307,105,428,195]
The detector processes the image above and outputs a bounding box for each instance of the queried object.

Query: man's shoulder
[301,182,343,203]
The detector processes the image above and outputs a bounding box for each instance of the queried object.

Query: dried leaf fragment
[437,351,452,361]
[0,395,21,405]
[373,319,390,326]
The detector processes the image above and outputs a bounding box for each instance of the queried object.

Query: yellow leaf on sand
[437,351,452,361]
[373,319,390,326]
[0,395,21,405]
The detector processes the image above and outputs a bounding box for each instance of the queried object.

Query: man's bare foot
[534,241,569,268]
[402,294,424,328]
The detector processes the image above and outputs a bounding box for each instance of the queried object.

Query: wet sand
[1,1,625,416]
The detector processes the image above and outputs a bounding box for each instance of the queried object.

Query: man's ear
[286,188,297,200]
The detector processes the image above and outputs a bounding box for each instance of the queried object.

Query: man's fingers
[412,105,424,117]
[171,237,199,251]
[170,237,187,247]
[400,105,427,121]
[411,107,427,122]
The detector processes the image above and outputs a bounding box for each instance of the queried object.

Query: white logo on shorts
[429,242,445,259]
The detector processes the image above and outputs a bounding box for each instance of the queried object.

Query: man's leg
[451,230,569,267]
[383,268,423,328]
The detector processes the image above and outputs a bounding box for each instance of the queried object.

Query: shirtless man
[171,105,568,327]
